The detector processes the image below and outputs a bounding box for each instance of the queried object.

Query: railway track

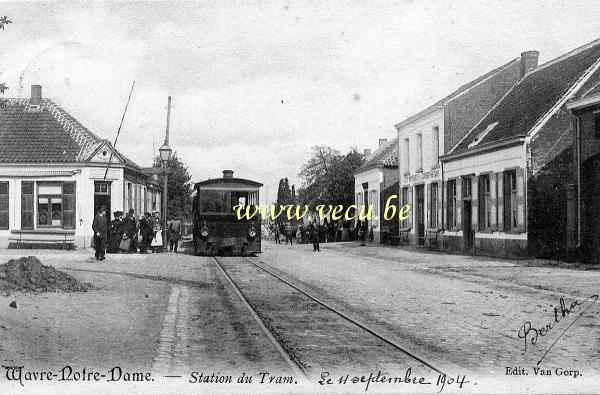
[212,255,445,379]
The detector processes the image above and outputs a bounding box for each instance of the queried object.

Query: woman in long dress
[107,211,124,253]
[151,212,163,253]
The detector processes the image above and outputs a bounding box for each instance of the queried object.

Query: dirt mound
[0,256,90,293]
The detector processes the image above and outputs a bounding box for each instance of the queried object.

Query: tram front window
[230,191,249,213]
[200,190,230,213]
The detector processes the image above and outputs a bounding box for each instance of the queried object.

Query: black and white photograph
[0,1,599,393]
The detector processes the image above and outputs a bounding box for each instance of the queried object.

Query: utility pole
[159,96,173,251]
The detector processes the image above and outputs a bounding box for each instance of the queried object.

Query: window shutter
[494,173,504,230]
[443,181,448,229]
[437,182,443,229]
[492,173,499,231]
[471,177,478,230]
[427,183,432,228]
[0,182,8,230]
[407,186,413,229]
[503,172,511,230]
[456,180,462,231]
[134,185,139,215]
[62,182,76,229]
[516,168,526,233]
[478,176,485,230]
[21,181,34,230]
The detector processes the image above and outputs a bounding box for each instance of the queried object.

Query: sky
[0,0,599,204]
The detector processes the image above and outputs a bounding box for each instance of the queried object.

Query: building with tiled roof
[565,64,600,263]
[394,53,525,247]
[0,85,161,248]
[353,138,398,243]
[441,38,600,259]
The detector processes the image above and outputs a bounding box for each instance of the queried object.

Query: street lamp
[159,142,172,251]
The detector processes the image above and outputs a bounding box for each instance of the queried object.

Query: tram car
[192,170,262,255]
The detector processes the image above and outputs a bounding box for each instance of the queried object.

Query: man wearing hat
[139,212,153,253]
[92,206,108,260]
[123,208,138,253]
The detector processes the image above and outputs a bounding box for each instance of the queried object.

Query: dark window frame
[21,181,34,230]
[401,186,409,227]
[0,182,8,230]
[447,180,457,229]
[478,174,492,230]
[429,183,438,228]
[37,182,63,228]
[504,170,518,231]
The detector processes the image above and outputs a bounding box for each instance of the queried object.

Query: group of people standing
[269,219,371,254]
[272,221,321,252]
[92,206,183,261]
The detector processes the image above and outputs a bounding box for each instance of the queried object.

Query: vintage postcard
[0,1,599,394]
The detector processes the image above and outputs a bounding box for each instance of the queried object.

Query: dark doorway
[415,184,425,245]
[94,181,111,217]
[363,188,369,228]
[581,154,600,262]
[463,200,473,251]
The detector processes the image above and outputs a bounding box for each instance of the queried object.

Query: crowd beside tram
[266,219,372,252]
[91,206,185,260]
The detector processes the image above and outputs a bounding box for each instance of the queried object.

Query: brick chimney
[520,51,539,77]
[223,170,234,179]
[31,85,42,105]
[363,149,371,156]
[379,138,387,147]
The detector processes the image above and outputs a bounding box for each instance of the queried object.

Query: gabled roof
[0,98,138,168]
[449,39,600,155]
[354,138,398,174]
[566,80,600,110]
[394,57,521,129]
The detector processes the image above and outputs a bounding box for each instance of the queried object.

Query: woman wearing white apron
[151,212,163,253]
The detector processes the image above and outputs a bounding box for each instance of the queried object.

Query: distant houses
[0,85,161,249]
[353,138,398,243]
[355,38,600,262]
[442,39,600,260]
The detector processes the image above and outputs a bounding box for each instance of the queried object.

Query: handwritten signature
[517,294,598,365]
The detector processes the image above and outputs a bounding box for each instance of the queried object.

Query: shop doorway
[94,181,111,217]
[415,184,425,245]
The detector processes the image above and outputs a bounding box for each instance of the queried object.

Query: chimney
[363,149,371,156]
[379,138,387,147]
[31,85,42,105]
[520,51,539,77]
[223,170,234,179]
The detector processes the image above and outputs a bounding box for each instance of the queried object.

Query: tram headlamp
[200,227,209,238]
[247,225,257,239]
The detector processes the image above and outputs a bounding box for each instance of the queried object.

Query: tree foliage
[297,146,364,209]
[0,16,11,107]
[276,178,293,206]
[154,152,193,220]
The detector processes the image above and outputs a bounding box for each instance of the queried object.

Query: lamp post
[159,96,172,251]
[159,142,172,251]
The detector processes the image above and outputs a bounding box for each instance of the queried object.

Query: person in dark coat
[284,222,293,245]
[359,220,368,246]
[123,208,138,253]
[107,211,124,253]
[139,212,153,253]
[273,223,281,244]
[168,214,182,253]
[92,206,108,260]
[309,223,320,252]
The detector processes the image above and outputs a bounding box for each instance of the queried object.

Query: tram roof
[194,177,263,189]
